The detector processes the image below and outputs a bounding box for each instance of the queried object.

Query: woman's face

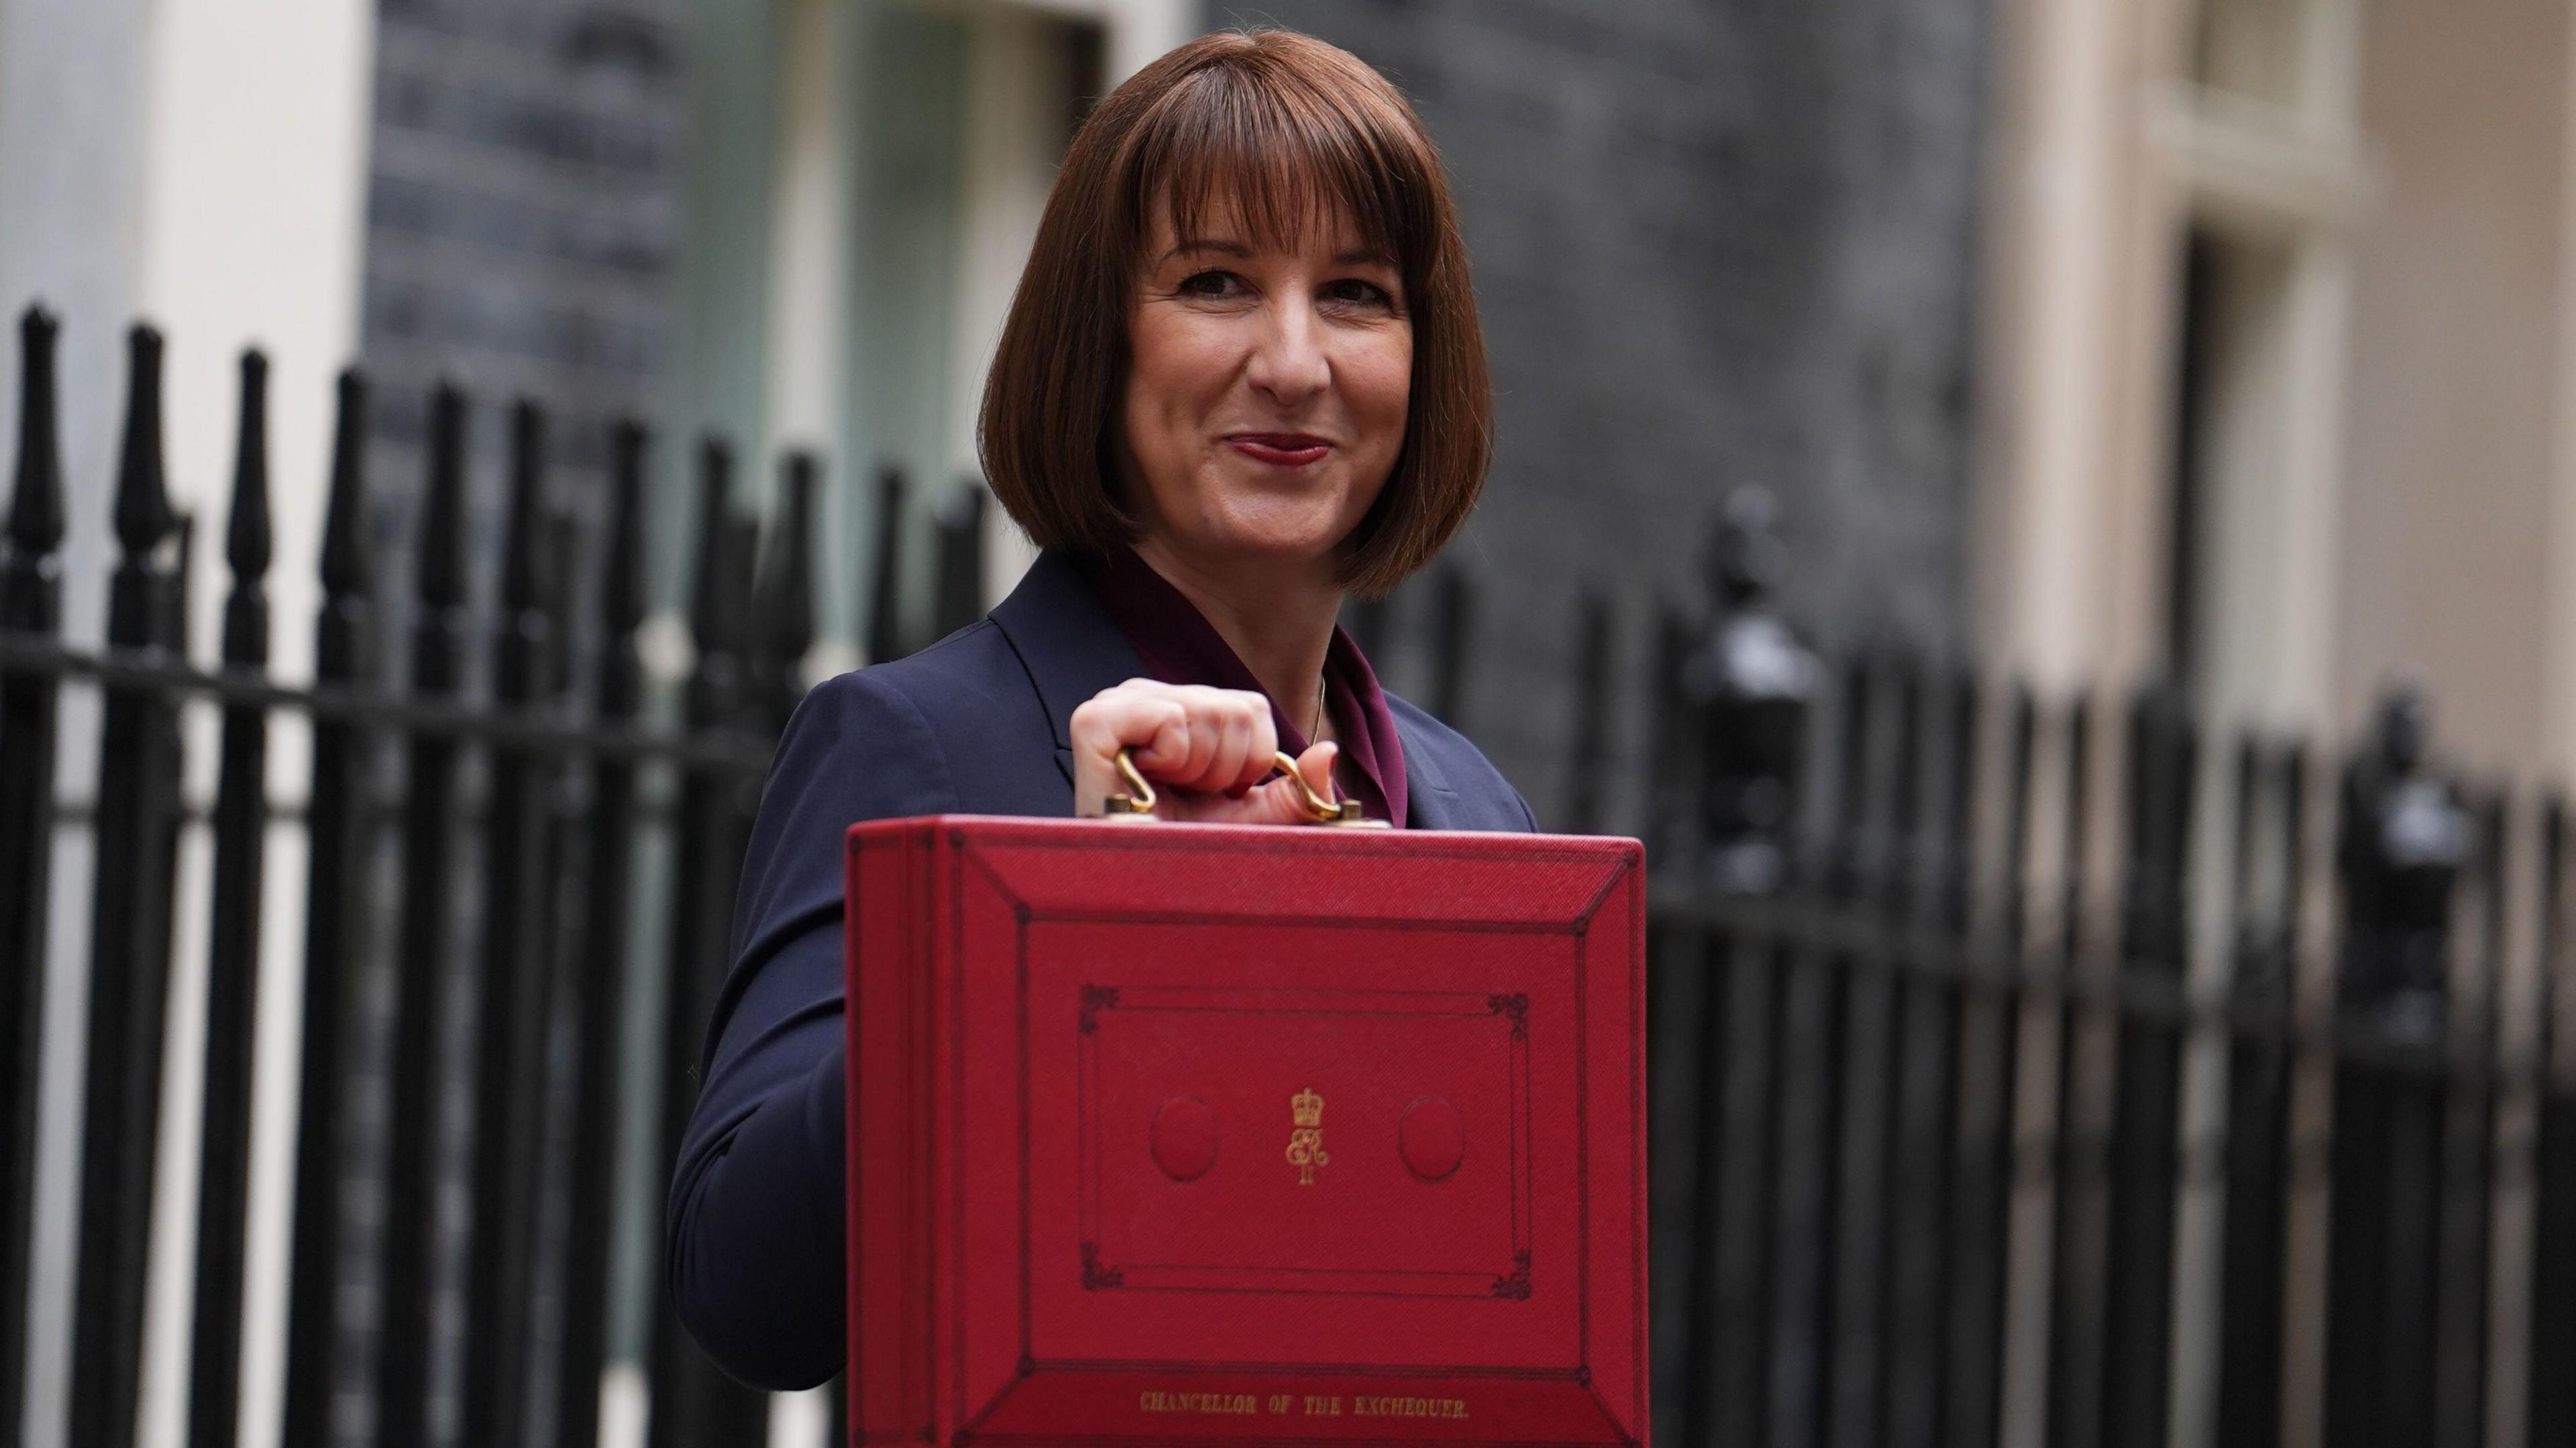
[1120,199,1412,575]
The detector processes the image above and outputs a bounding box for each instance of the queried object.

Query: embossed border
[907,828,1643,1447]
[1072,985,1534,1297]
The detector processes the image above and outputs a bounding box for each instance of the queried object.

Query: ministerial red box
[845,818,1647,1447]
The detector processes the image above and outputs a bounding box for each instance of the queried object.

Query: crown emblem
[1285,1089,1329,1185]
[1291,1088,1324,1128]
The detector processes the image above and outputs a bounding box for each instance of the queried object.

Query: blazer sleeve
[666,670,960,1390]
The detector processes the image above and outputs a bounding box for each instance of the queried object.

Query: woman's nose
[1244,296,1332,404]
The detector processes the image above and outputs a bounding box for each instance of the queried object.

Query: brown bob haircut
[979,27,1491,598]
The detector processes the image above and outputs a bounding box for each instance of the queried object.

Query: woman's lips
[1226,433,1332,467]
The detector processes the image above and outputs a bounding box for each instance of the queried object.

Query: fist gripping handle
[1101,748,1388,827]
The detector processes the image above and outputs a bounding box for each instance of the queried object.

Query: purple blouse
[1074,548,1409,827]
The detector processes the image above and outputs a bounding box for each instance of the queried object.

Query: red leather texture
[846,818,1648,1447]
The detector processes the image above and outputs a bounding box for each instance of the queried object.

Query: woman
[668,27,1534,1391]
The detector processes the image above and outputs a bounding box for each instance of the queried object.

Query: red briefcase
[845,816,1647,1447]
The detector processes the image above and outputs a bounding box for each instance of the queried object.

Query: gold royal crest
[1285,1088,1328,1186]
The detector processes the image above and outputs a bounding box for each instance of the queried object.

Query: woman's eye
[1177,270,1243,298]
[1322,278,1396,310]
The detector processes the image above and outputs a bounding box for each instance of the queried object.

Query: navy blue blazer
[667,550,1537,1390]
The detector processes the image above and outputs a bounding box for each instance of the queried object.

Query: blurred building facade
[1978,0,2576,785]
[13,0,2576,784]
[0,0,1996,826]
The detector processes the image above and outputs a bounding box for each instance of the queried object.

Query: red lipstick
[1227,433,1332,467]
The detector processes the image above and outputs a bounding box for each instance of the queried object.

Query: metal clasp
[1101,748,1390,827]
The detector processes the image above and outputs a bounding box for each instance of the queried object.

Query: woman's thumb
[1295,741,1339,804]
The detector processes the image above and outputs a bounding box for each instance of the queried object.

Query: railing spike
[219,355,270,673]
[7,307,63,556]
[755,452,818,727]
[930,479,987,642]
[720,513,759,680]
[0,304,66,1448]
[168,512,195,657]
[417,383,469,610]
[501,399,549,614]
[225,351,272,584]
[562,419,649,1448]
[690,436,736,653]
[113,325,172,561]
[865,463,906,664]
[280,366,372,1448]
[459,395,557,1448]
[604,421,648,638]
[318,369,370,600]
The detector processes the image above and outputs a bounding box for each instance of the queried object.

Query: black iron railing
[4,298,2575,1448]
[0,306,989,1448]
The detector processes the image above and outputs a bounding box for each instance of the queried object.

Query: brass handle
[1102,748,1389,828]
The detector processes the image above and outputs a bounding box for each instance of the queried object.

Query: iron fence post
[1559,590,1614,836]
[931,480,987,643]
[279,368,374,1448]
[1882,666,1977,1448]
[2047,695,2105,1448]
[0,304,66,1448]
[377,382,474,1448]
[2098,686,2196,1448]
[864,464,906,664]
[2530,799,2573,1447]
[1943,683,2034,1448]
[1428,565,1474,728]
[462,400,561,1448]
[556,421,650,1448]
[646,439,770,1448]
[2214,741,2302,1448]
[68,323,186,1448]
[2325,687,2467,1448]
[754,452,818,734]
[185,349,274,1448]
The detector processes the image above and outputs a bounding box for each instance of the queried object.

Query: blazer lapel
[1393,712,1458,829]
[988,551,1149,785]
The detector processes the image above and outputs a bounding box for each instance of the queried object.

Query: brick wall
[358,0,682,671]
[1213,0,1992,826]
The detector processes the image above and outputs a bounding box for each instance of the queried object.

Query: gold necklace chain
[1310,673,1327,744]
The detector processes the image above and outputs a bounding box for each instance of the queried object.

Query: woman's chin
[1159,495,1362,567]
[1159,524,1348,574]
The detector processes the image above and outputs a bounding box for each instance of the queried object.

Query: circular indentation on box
[1150,1096,1220,1181]
[1399,1097,1464,1181]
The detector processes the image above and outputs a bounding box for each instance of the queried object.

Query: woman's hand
[1069,678,1338,824]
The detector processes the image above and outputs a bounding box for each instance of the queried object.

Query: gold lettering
[1138,1391,1260,1416]
[1146,1389,1464,1421]
[1351,1396,1469,1420]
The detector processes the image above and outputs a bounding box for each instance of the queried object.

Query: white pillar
[133,9,375,1448]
